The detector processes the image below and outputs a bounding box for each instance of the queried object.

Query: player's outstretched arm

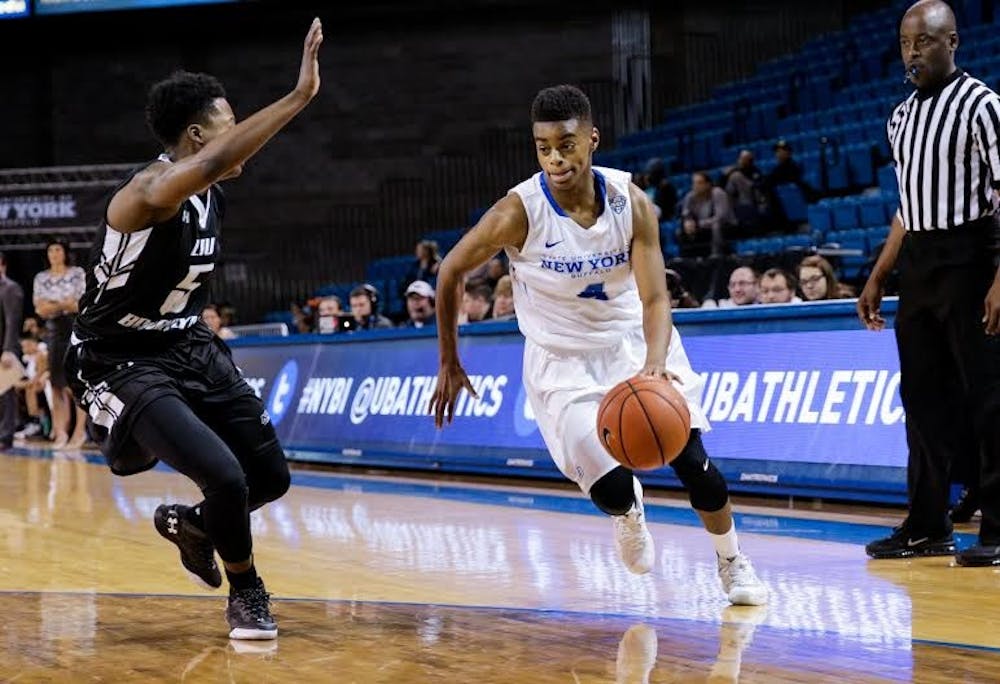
[110,18,324,233]
[430,194,528,427]
[630,185,677,380]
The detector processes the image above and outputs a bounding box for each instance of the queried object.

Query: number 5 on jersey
[160,263,215,315]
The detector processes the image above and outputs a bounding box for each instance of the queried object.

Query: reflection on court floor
[0,448,998,682]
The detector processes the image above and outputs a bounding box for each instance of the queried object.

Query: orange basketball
[596,375,691,470]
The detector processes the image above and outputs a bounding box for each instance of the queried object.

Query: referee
[859,0,1000,566]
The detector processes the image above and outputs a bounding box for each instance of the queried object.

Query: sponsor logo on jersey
[609,193,627,214]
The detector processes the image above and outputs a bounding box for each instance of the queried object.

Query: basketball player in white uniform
[431,85,767,605]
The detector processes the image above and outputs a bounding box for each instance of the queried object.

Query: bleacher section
[271,2,1000,325]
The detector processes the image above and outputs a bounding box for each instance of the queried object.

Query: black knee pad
[669,430,728,512]
[589,466,635,516]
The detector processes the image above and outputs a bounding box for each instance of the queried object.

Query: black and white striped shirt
[887,69,1000,232]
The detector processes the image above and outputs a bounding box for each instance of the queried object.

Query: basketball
[596,375,691,470]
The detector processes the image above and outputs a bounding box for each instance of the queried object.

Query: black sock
[184,504,205,532]
[226,564,258,591]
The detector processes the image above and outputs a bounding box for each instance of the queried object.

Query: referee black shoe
[154,504,222,589]
[227,576,278,640]
[949,487,980,524]
[865,525,955,559]
[955,544,1000,567]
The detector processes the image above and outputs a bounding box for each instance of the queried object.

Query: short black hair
[531,85,592,124]
[146,71,227,147]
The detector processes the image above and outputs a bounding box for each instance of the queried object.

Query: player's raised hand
[430,363,478,428]
[294,18,323,101]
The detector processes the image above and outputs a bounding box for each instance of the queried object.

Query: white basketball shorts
[522,327,709,494]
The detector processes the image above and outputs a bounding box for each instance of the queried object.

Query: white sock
[709,524,740,560]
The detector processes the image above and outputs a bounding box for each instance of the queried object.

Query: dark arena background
[1,0,999,680]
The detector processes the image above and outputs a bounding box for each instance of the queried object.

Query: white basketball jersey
[505,166,642,351]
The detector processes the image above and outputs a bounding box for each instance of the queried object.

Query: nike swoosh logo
[544,240,564,248]
[703,459,710,472]
[907,537,929,547]
[602,427,614,446]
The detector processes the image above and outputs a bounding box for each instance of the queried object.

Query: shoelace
[615,512,647,554]
[721,556,755,586]
[234,584,272,622]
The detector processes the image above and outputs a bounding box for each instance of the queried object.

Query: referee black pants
[896,234,1000,544]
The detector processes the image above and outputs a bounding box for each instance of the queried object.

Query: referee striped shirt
[887,69,1000,232]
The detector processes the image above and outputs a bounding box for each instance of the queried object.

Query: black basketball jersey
[74,156,225,349]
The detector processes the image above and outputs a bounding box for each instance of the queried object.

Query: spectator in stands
[492,275,516,320]
[766,140,805,189]
[462,280,493,323]
[290,300,315,335]
[32,240,86,450]
[702,266,759,308]
[758,268,801,304]
[467,254,508,290]
[202,304,237,340]
[349,284,393,330]
[22,315,42,341]
[313,296,343,334]
[404,239,441,289]
[666,268,700,309]
[402,280,436,328]
[726,150,767,219]
[797,255,855,301]
[765,140,815,220]
[485,257,508,290]
[13,331,48,442]
[644,157,678,220]
[679,171,735,257]
[0,252,24,450]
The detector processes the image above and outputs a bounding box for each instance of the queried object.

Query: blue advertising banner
[232,312,908,502]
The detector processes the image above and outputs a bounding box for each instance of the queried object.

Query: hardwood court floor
[1,448,999,682]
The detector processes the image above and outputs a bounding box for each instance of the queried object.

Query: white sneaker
[717,553,768,606]
[613,477,655,574]
[616,624,657,684]
[14,423,41,441]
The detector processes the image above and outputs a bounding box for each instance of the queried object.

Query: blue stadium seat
[877,164,898,195]
[858,197,886,227]
[807,204,833,232]
[846,145,875,187]
[825,229,869,280]
[734,239,761,255]
[774,183,808,224]
[831,201,860,230]
[865,226,890,250]
[781,234,813,250]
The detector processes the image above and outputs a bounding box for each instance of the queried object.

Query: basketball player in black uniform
[65,19,323,640]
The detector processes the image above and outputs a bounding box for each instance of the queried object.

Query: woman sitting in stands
[797,255,855,301]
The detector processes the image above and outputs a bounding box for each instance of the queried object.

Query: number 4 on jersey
[577,282,608,301]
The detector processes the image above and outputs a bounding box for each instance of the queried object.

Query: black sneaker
[955,544,1000,567]
[227,576,278,640]
[865,525,956,559]
[154,504,222,589]
[949,487,980,524]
